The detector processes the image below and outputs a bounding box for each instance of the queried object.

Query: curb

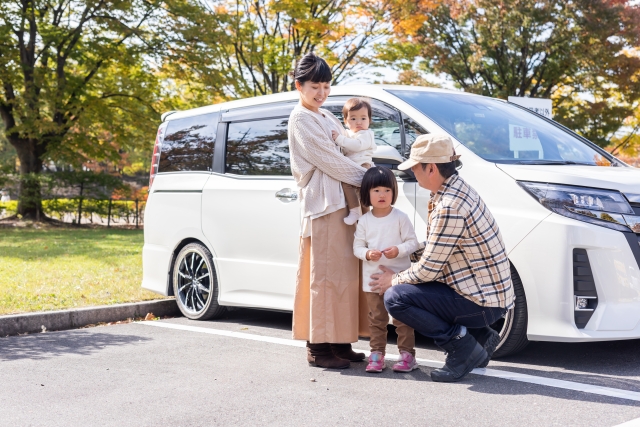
[0,299,182,337]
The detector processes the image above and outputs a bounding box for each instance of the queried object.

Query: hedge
[0,199,146,225]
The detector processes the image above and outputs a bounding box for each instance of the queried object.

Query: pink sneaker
[392,351,419,372]
[366,351,385,373]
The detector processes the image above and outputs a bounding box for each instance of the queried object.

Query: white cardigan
[288,104,367,220]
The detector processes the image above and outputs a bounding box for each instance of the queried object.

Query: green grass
[0,228,163,315]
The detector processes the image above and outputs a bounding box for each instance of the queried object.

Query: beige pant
[365,292,415,356]
[341,163,371,210]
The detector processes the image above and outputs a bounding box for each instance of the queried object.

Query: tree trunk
[13,138,46,220]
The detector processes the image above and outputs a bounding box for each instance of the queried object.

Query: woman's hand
[331,130,339,141]
[366,250,382,261]
[381,246,399,259]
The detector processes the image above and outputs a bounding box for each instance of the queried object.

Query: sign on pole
[508,97,553,119]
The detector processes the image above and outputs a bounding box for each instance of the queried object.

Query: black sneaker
[431,333,487,383]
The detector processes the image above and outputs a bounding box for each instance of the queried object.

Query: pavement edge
[0,299,181,337]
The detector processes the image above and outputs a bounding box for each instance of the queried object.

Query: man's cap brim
[397,158,419,171]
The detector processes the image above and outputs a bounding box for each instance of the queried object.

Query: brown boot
[307,342,350,369]
[331,343,366,362]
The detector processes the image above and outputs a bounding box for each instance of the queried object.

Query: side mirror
[372,146,415,181]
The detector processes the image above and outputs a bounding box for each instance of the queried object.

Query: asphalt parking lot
[2,308,640,427]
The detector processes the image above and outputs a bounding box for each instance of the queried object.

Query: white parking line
[139,320,640,403]
[614,418,640,427]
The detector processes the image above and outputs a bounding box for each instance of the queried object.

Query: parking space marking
[139,320,640,403]
[614,418,640,426]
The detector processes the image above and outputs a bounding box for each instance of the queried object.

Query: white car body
[142,85,640,349]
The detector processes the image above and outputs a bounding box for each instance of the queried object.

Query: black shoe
[431,332,487,383]
[469,327,500,368]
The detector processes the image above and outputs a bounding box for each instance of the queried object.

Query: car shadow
[363,325,640,395]
[203,307,294,332]
[335,358,640,408]
[0,329,151,361]
[198,308,640,395]
[492,339,640,376]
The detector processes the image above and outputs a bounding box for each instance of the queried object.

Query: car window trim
[213,121,227,174]
[220,102,297,122]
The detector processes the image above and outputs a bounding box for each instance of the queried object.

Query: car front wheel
[172,242,226,320]
[490,264,529,358]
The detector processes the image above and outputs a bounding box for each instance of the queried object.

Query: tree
[387,0,640,148]
[0,0,164,219]
[172,0,391,98]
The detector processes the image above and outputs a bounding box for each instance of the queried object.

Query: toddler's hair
[342,98,372,120]
[360,166,398,208]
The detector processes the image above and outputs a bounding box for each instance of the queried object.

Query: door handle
[275,188,298,203]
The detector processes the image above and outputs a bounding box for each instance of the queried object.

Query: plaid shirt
[392,174,515,309]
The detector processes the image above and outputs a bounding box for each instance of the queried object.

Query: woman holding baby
[288,53,419,371]
[288,53,370,369]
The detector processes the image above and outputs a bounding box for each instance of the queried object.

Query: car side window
[159,113,217,172]
[403,115,428,158]
[326,104,402,154]
[371,115,402,154]
[225,117,291,176]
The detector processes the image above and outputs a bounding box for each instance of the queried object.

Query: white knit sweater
[288,104,367,219]
[335,129,376,166]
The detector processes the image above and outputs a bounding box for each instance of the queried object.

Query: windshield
[389,90,613,166]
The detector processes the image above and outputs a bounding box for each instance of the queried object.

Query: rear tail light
[149,123,167,189]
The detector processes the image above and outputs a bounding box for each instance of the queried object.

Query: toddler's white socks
[344,207,361,225]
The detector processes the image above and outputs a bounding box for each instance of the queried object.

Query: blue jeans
[384,282,507,347]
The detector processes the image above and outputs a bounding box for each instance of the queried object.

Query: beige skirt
[292,207,369,343]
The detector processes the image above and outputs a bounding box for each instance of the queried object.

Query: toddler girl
[353,166,421,373]
[331,98,376,225]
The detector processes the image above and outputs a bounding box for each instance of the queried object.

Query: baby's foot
[343,208,361,225]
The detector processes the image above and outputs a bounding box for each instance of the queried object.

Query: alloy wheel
[175,249,212,315]
[490,308,514,352]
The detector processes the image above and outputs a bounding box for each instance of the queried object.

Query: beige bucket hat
[398,134,461,171]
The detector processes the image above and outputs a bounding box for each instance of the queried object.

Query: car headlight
[518,181,640,233]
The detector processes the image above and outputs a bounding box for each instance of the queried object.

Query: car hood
[496,164,640,197]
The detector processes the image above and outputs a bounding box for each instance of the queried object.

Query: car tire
[172,242,226,320]
[491,264,529,358]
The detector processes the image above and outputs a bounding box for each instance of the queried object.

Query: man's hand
[331,130,339,141]
[370,265,394,295]
[366,250,382,261]
[381,246,399,259]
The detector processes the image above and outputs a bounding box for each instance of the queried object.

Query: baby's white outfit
[335,129,376,166]
[353,207,421,292]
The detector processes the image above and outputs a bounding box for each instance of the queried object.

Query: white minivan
[142,85,640,357]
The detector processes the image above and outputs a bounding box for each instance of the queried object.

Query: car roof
[162,84,480,122]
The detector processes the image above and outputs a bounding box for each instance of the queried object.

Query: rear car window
[225,117,291,176]
[159,113,218,172]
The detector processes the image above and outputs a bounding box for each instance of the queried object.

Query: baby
[331,98,377,225]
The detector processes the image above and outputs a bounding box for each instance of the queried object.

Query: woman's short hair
[342,98,372,120]
[360,166,398,208]
[293,53,332,84]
